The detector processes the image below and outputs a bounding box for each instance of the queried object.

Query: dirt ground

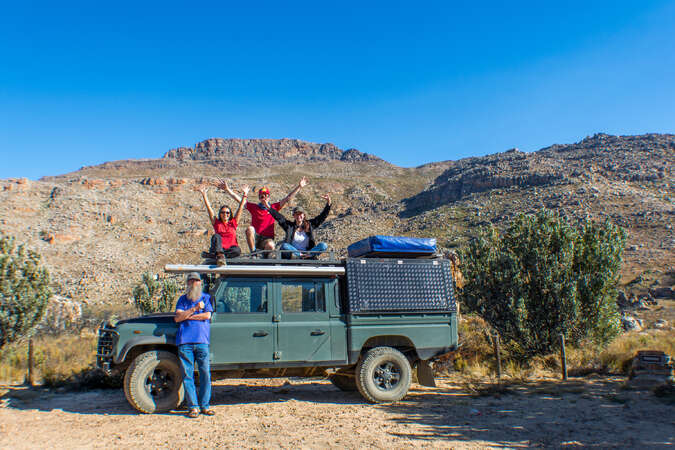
[1,376,673,449]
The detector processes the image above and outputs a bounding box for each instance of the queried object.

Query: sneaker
[187,408,200,418]
[200,408,216,416]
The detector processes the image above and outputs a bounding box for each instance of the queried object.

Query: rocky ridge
[164,138,382,165]
[406,133,674,213]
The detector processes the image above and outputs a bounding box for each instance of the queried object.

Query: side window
[215,280,267,314]
[281,280,326,313]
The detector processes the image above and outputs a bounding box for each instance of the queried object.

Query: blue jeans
[280,242,327,259]
[178,343,211,410]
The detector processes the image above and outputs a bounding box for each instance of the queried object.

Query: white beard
[186,283,202,301]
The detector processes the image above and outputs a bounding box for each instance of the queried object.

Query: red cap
[258,186,271,197]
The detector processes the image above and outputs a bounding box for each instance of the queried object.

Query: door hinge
[273,351,282,360]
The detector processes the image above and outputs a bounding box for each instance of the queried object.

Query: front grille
[96,322,118,374]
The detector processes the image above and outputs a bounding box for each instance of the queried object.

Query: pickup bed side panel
[346,313,457,363]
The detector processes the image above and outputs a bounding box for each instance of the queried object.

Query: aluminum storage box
[345,258,456,313]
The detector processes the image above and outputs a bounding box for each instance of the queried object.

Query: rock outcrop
[404,133,675,213]
[164,138,382,165]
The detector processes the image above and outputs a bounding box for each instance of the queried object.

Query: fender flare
[114,335,176,364]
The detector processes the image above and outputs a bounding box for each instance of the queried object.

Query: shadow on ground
[381,376,675,448]
[0,379,363,416]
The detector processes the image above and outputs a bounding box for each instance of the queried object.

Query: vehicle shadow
[0,379,363,416]
[381,376,674,448]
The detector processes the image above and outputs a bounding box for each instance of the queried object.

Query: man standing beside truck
[174,272,215,418]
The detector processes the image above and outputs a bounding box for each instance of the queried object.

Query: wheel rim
[372,361,402,391]
[144,367,177,401]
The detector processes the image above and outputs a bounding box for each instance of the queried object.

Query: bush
[0,234,52,349]
[132,272,178,314]
[460,210,625,357]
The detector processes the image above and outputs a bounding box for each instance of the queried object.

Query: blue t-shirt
[175,293,213,345]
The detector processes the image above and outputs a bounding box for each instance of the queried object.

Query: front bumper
[96,321,118,375]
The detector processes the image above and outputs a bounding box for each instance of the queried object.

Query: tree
[0,234,52,349]
[460,210,625,357]
[132,272,178,314]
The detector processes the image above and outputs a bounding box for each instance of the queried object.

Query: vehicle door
[274,278,333,363]
[209,277,274,364]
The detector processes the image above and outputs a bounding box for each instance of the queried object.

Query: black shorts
[255,234,274,249]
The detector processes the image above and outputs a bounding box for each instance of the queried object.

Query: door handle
[253,330,269,337]
[310,330,326,336]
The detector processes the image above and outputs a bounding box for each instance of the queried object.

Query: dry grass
[0,332,98,385]
[448,314,675,382]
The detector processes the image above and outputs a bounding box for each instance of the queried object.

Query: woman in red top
[197,184,249,266]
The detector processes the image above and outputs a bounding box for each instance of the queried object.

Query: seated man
[269,194,331,259]
[220,177,308,256]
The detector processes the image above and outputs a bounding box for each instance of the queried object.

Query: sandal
[187,408,200,418]
[201,408,216,416]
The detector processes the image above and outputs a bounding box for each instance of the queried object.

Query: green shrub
[0,234,52,349]
[460,210,625,357]
[132,272,178,314]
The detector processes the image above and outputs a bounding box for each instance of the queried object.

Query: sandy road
[1,376,673,449]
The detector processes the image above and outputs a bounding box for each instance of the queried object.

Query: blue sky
[1,1,674,179]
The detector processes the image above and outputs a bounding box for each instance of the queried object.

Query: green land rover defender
[97,254,458,413]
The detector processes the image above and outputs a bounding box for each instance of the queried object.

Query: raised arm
[278,176,308,210]
[268,207,291,231]
[196,185,216,225]
[233,185,249,224]
[217,179,243,204]
[310,194,331,228]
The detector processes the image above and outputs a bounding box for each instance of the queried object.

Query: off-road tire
[329,370,358,392]
[123,350,184,414]
[355,346,412,403]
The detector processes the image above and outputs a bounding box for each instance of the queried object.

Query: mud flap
[416,360,436,387]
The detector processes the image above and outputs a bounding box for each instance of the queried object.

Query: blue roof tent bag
[347,235,437,258]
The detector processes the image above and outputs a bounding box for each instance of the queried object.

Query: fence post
[492,332,502,382]
[559,333,568,381]
[27,338,35,387]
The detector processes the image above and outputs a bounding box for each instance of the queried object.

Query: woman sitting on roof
[196,184,249,266]
[268,194,331,259]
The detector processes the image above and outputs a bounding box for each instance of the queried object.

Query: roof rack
[165,264,345,276]
[201,249,343,267]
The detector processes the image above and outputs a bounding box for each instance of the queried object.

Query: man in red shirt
[221,177,307,255]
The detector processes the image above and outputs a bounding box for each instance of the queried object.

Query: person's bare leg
[245,226,256,252]
[263,239,275,258]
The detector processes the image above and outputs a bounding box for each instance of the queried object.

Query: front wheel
[123,350,184,413]
[355,347,412,403]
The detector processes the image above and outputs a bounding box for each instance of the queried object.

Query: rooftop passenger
[196,184,248,266]
[269,194,331,259]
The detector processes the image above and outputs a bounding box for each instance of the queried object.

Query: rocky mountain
[1,135,673,319]
[406,133,674,213]
[164,138,383,165]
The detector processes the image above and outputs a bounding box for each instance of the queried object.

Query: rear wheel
[355,346,412,403]
[123,350,184,413]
